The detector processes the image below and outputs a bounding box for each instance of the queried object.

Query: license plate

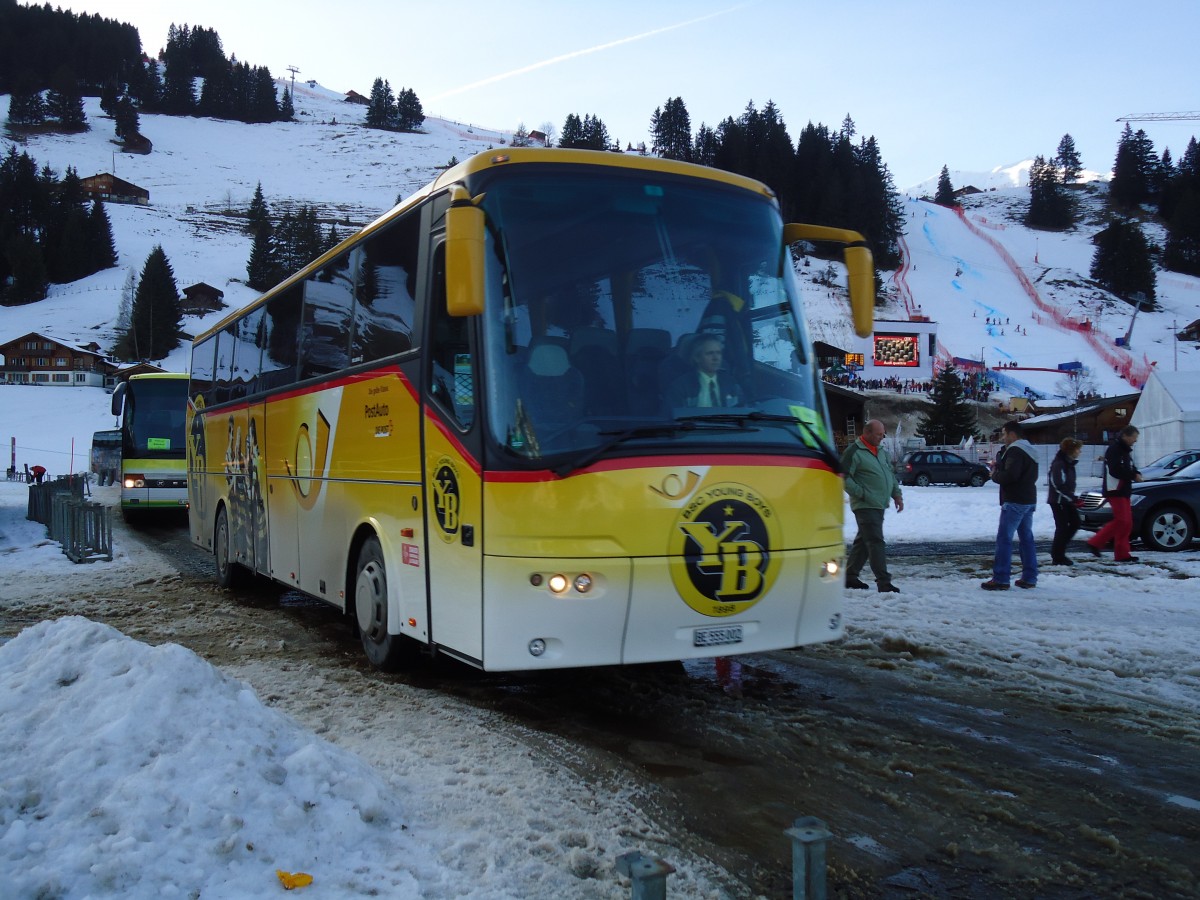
[693,624,744,648]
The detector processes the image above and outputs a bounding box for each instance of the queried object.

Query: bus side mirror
[446,188,485,317]
[110,381,127,417]
[783,224,875,338]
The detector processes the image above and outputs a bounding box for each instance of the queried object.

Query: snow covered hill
[4,81,1200,436]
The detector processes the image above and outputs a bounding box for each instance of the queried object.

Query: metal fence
[26,476,113,563]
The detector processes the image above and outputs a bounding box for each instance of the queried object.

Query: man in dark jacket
[1086,425,1143,562]
[982,421,1040,590]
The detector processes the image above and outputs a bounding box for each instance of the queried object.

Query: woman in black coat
[1047,437,1083,564]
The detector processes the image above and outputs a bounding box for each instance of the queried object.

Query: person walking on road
[982,421,1039,590]
[1087,426,1143,562]
[841,419,904,593]
[1048,438,1083,565]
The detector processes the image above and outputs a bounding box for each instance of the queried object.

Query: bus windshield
[477,167,830,467]
[122,378,187,460]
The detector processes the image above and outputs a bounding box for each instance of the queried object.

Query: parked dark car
[1077,459,1200,551]
[895,450,990,487]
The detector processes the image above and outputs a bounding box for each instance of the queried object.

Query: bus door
[422,250,484,664]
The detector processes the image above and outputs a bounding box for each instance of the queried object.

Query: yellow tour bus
[110,372,189,519]
[187,148,874,671]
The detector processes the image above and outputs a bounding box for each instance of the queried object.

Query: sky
[51,0,1200,190]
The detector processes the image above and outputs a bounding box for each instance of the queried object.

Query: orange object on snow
[276,870,314,890]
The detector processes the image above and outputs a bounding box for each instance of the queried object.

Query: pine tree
[7,80,46,126]
[161,40,196,115]
[87,199,119,271]
[1090,218,1157,308]
[119,245,182,360]
[99,77,120,116]
[2,231,49,305]
[395,87,424,131]
[1055,134,1082,183]
[511,122,531,147]
[45,66,87,131]
[559,113,585,148]
[365,77,395,129]
[916,366,979,445]
[1026,155,1074,230]
[934,165,957,206]
[246,181,269,235]
[693,123,718,166]
[246,222,277,291]
[280,85,294,120]
[1110,124,1160,208]
[250,67,279,123]
[113,94,139,143]
[650,96,692,161]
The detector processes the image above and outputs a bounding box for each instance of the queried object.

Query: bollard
[785,815,832,900]
[616,851,675,900]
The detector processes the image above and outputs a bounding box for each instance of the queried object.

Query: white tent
[1129,370,1200,465]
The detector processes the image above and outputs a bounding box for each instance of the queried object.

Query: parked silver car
[1139,449,1200,481]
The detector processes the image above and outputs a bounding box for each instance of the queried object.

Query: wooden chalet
[181,282,226,315]
[1018,393,1141,445]
[344,90,370,105]
[0,332,118,388]
[80,173,149,205]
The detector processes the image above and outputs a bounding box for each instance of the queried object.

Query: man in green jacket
[841,419,904,593]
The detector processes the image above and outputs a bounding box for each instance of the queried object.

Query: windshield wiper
[551,420,741,478]
[677,411,840,468]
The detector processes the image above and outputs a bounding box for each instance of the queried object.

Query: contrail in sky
[431,4,751,101]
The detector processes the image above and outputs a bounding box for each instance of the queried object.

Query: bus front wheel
[354,536,407,670]
[214,506,243,589]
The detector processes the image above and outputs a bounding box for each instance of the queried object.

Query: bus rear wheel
[354,536,408,670]
[214,506,243,589]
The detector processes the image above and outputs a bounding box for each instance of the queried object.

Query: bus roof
[125,372,189,381]
[195,148,779,343]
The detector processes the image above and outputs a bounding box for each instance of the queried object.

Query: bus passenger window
[353,213,419,364]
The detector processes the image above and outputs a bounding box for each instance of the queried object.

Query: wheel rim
[1150,513,1188,548]
[356,557,387,642]
[916,474,930,486]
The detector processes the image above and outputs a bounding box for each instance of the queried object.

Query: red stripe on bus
[484,454,835,483]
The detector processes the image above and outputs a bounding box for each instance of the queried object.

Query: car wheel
[353,536,411,670]
[969,472,986,487]
[915,473,931,487]
[1141,505,1194,552]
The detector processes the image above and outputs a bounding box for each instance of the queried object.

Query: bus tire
[354,536,407,671]
[214,505,244,589]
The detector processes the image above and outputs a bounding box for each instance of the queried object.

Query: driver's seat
[518,339,585,433]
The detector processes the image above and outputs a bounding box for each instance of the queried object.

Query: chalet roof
[80,173,148,196]
[1,331,108,360]
[183,282,225,297]
[1020,392,1141,426]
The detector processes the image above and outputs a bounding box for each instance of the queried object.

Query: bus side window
[235,306,265,397]
[353,211,419,364]
[428,244,474,429]
[213,326,235,405]
[191,335,217,408]
[259,285,302,391]
[300,256,354,380]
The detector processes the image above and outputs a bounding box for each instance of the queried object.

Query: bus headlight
[528,638,547,657]
[547,574,569,594]
[821,559,841,578]
[124,474,145,489]
[573,574,593,593]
